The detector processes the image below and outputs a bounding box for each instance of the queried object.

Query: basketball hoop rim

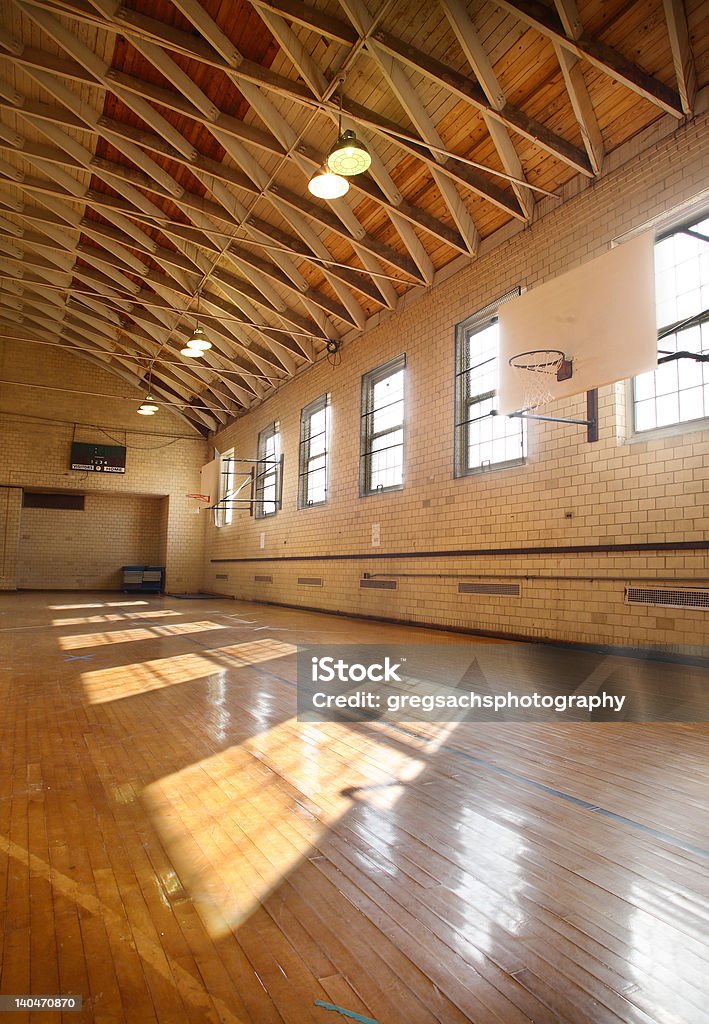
[509,349,566,373]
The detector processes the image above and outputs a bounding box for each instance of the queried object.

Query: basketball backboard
[497,231,658,415]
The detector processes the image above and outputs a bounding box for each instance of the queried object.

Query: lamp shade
[308,167,349,199]
[186,325,212,351]
[138,395,159,415]
[181,345,204,358]
[326,130,371,176]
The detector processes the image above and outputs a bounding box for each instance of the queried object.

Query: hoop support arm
[498,388,599,442]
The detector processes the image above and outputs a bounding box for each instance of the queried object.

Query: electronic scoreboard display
[70,442,127,474]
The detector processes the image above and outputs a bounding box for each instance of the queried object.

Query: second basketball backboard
[497,231,658,415]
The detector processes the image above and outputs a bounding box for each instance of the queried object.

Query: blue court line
[314,1000,380,1024]
[178,632,709,860]
[390,723,709,860]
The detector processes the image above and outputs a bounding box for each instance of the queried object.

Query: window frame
[454,289,525,477]
[359,354,406,496]
[217,448,236,527]
[631,213,709,437]
[254,422,281,519]
[298,393,330,509]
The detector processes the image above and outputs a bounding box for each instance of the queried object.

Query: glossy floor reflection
[0,591,707,1024]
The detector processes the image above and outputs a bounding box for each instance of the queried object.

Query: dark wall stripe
[213,539,709,563]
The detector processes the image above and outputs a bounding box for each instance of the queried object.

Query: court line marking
[390,723,709,860]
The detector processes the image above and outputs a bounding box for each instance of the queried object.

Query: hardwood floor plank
[1,592,707,1024]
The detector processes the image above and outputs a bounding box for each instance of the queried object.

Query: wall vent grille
[215,573,228,581]
[625,587,709,609]
[459,582,521,597]
[298,577,323,587]
[254,574,273,584]
[360,578,397,590]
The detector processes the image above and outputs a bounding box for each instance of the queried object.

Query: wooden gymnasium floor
[0,591,707,1024]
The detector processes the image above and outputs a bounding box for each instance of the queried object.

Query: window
[298,394,329,508]
[360,355,405,495]
[255,422,281,518]
[634,214,709,432]
[455,291,525,475]
[219,449,235,526]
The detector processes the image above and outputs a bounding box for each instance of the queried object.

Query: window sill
[455,457,527,478]
[627,418,709,444]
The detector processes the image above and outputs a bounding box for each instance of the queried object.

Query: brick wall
[17,494,164,590]
[0,342,209,592]
[204,107,709,654]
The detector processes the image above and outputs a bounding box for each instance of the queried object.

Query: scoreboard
[70,442,127,474]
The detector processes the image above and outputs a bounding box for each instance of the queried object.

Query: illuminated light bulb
[308,166,350,199]
[186,325,211,351]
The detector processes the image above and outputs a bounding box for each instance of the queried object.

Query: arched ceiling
[0,0,706,435]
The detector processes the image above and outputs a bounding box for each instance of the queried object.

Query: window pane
[299,397,329,507]
[456,304,524,473]
[361,359,405,493]
[372,370,403,408]
[634,216,709,432]
[256,425,279,517]
[372,398,404,434]
[679,386,705,421]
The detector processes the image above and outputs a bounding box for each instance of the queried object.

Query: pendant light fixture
[138,368,159,415]
[308,78,370,199]
[307,165,350,199]
[326,78,371,177]
[181,288,212,357]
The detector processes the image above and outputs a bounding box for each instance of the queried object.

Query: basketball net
[508,350,565,411]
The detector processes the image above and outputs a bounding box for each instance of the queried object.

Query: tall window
[455,291,525,475]
[298,394,329,508]
[220,448,235,526]
[255,422,280,518]
[360,354,405,495]
[633,214,709,432]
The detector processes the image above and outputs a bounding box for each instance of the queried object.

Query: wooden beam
[551,0,604,175]
[494,0,684,117]
[12,0,526,238]
[439,0,535,220]
[662,0,696,115]
[248,0,591,177]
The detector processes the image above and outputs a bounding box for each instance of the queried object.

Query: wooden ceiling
[0,0,706,435]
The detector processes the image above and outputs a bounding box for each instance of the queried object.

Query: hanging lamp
[308,165,350,199]
[183,288,212,356]
[326,79,371,177]
[138,369,159,415]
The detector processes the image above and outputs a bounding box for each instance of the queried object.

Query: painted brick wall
[204,107,709,654]
[0,341,209,592]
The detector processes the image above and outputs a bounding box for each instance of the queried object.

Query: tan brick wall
[17,494,164,590]
[0,341,209,592]
[205,109,709,654]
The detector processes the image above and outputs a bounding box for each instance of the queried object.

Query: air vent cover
[360,578,397,590]
[625,587,709,609]
[458,582,521,596]
[215,573,228,581]
[298,577,323,587]
[254,574,273,584]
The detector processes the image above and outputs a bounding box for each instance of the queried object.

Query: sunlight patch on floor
[60,620,228,650]
[143,716,437,939]
[49,600,149,611]
[80,639,297,704]
[53,610,184,626]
